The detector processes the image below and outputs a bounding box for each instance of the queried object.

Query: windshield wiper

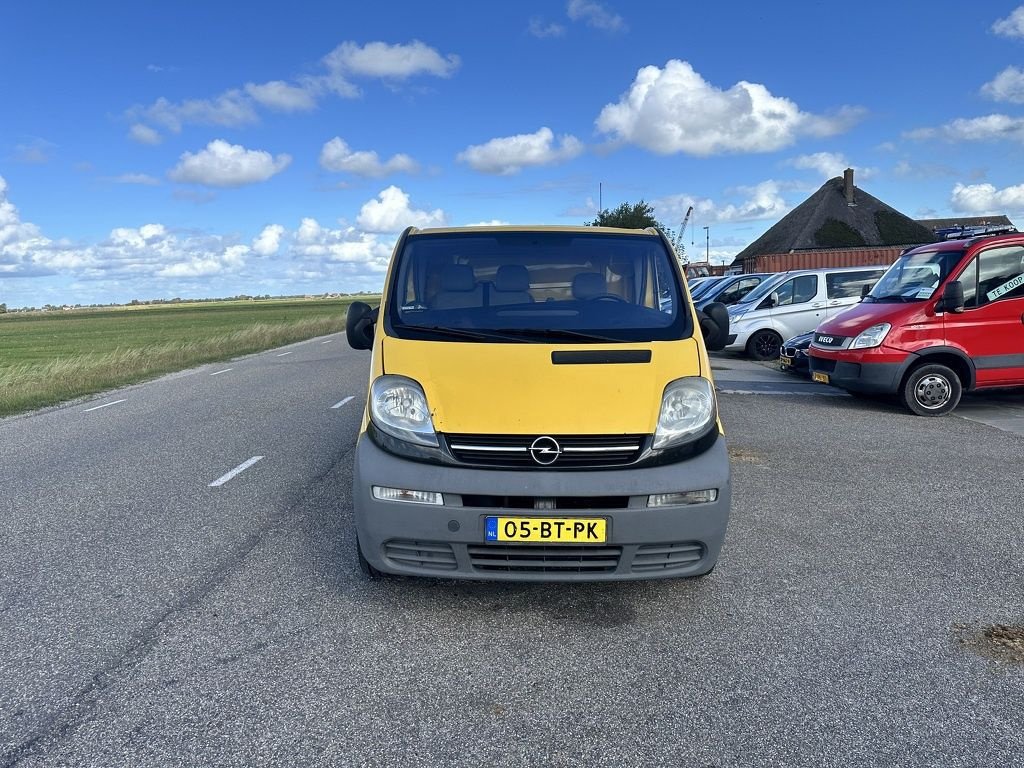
[870,294,916,303]
[494,327,625,343]
[401,325,523,342]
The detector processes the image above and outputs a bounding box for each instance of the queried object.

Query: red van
[808,231,1024,415]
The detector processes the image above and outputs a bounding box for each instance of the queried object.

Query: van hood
[816,301,921,336]
[381,336,703,434]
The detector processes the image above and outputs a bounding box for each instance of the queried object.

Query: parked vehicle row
[722,266,886,360]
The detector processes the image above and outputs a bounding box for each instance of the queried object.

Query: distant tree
[0,303,6,314]
[587,200,685,254]
[587,200,665,230]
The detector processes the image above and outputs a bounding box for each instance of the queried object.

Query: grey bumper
[352,434,732,581]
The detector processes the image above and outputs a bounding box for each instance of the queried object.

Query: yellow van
[346,225,731,580]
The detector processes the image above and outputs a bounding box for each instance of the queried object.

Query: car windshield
[867,249,965,302]
[689,277,724,299]
[387,230,692,343]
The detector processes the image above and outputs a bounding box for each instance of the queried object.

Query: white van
[724,266,886,360]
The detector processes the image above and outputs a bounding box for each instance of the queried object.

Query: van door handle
[829,300,842,305]
[812,302,824,308]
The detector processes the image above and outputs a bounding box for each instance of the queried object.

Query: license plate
[780,356,792,367]
[485,516,607,544]
[812,371,830,384]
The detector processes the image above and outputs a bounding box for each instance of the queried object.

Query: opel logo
[529,436,562,465]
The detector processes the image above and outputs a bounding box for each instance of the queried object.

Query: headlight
[369,375,438,447]
[850,323,891,349]
[653,377,716,450]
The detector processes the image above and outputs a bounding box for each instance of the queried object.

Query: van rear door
[824,269,885,319]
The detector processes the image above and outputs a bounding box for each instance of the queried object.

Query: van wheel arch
[899,349,975,392]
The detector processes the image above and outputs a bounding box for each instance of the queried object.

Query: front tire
[900,363,962,416]
[356,536,380,577]
[746,330,782,361]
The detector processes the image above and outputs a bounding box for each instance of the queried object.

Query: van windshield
[867,249,965,302]
[386,231,692,343]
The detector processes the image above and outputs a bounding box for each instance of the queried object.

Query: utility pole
[703,226,710,262]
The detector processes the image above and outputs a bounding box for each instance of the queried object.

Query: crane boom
[672,205,693,265]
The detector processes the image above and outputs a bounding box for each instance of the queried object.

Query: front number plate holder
[484,516,607,544]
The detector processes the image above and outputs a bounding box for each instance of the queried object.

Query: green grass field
[0,298,376,416]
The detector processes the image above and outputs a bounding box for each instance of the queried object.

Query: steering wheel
[586,293,628,303]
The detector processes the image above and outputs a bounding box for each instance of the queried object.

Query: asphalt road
[1,339,1022,767]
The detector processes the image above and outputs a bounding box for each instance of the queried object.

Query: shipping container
[744,247,906,274]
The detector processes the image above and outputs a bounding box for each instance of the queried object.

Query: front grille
[468,544,622,573]
[813,333,847,347]
[811,357,837,374]
[631,542,705,573]
[445,433,646,468]
[460,495,629,509]
[383,540,457,571]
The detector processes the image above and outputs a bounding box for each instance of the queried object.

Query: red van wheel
[900,364,962,416]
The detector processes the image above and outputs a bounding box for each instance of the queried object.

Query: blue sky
[3,0,1024,307]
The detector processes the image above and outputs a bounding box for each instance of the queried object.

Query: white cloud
[244,80,317,112]
[168,140,292,188]
[464,219,511,226]
[0,175,254,283]
[457,127,584,175]
[653,180,791,225]
[252,224,285,256]
[529,18,566,38]
[11,139,55,164]
[323,40,460,80]
[596,60,863,156]
[567,0,626,32]
[130,91,258,133]
[356,186,445,232]
[993,6,1024,37]
[109,173,161,186]
[128,124,162,145]
[319,137,418,177]
[951,182,1024,213]
[981,66,1024,103]
[124,41,459,138]
[787,152,877,181]
[906,114,1024,143]
[289,218,394,269]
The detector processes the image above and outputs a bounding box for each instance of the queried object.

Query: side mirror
[697,301,730,352]
[346,301,377,350]
[937,281,965,314]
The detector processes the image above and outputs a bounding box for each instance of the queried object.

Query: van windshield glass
[386,231,691,343]
[867,249,964,302]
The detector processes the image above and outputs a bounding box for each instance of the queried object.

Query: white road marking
[83,399,126,412]
[276,351,293,357]
[321,339,334,344]
[210,368,233,376]
[716,389,847,397]
[331,396,356,409]
[209,456,264,487]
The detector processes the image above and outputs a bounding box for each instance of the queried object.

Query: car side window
[719,277,760,304]
[775,275,818,306]
[976,246,1024,307]
[826,270,885,299]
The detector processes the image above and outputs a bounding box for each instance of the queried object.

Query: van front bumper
[352,434,732,581]
[809,348,907,394]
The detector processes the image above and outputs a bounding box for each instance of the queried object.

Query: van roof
[410,224,657,236]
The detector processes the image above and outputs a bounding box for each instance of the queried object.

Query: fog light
[372,486,443,505]
[647,489,718,507]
